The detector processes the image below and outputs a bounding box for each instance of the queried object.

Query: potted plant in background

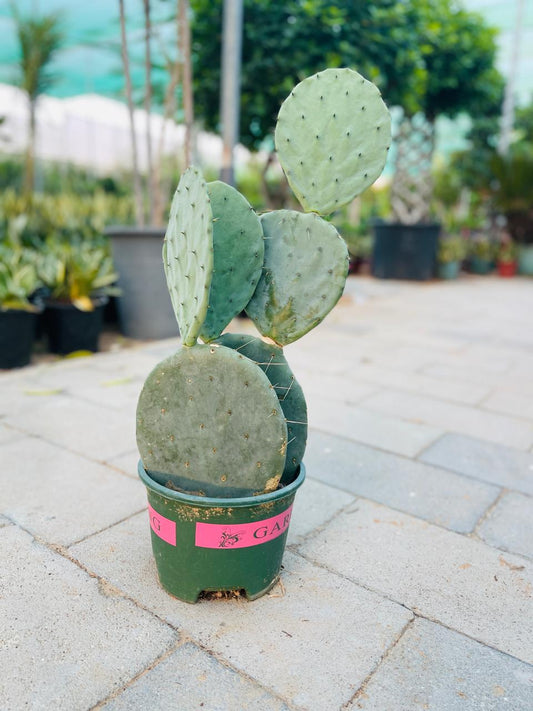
[38,239,120,355]
[490,149,533,276]
[136,68,391,603]
[496,235,518,277]
[437,234,466,280]
[0,245,43,368]
[467,233,495,275]
[371,2,502,281]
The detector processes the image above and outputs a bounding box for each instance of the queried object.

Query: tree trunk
[119,0,144,226]
[153,61,181,226]
[24,97,36,200]
[143,0,155,224]
[178,0,194,167]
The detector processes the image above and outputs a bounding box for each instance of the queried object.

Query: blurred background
[0,0,531,365]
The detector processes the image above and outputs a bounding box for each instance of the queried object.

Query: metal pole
[498,0,525,156]
[220,0,243,186]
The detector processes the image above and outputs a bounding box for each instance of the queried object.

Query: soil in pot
[0,309,38,369]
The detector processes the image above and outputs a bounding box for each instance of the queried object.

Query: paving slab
[419,433,533,495]
[482,388,533,421]
[4,394,137,461]
[0,423,25,446]
[286,476,355,545]
[101,641,291,711]
[477,492,533,559]
[0,436,146,546]
[299,498,533,664]
[360,389,533,451]
[304,430,499,533]
[347,361,490,405]
[105,449,140,479]
[0,525,177,711]
[306,396,443,458]
[70,516,413,710]
[348,617,533,711]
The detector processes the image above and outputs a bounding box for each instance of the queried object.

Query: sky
[0,0,532,105]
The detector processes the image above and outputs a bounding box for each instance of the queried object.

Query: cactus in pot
[136,67,390,499]
[135,69,390,602]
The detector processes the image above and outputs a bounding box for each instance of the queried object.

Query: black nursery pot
[371,222,440,280]
[0,309,38,369]
[44,298,107,355]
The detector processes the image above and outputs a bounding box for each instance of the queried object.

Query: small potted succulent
[0,245,42,368]
[39,239,120,355]
[136,68,391,603]
[437,234,467,280]
[496,236,518,277]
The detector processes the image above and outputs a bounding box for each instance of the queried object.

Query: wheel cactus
[137,67,390,498]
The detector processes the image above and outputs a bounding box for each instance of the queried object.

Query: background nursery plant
[135,68,391,602]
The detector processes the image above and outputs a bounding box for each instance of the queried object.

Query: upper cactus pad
[199,181,264,342]
[163,167,213,346]
[136,343,288,497]
[275,68,391,215]
[245,210,349,345]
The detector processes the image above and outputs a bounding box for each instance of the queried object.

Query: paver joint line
[341,616,416,710]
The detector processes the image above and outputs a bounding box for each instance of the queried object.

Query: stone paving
[1,275,533,710]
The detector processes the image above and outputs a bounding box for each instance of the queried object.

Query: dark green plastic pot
[138,461,305,603]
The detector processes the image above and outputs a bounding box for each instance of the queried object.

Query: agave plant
[0,244,42,311]
[38,239,120,311]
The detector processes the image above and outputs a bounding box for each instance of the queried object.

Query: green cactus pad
[214,333,307,484]
[136,343,288,497]
[275,68,391,215]
[163,167,214,346]
[199,181,264,342]
[245,210,349,345]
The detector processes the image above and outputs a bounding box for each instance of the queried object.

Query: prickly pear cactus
[163,167,213,346]
[275,68,391,215]
[136,343,288,497]
[199,181,264,342]
[214,333,307,484]
[245,210,349,345]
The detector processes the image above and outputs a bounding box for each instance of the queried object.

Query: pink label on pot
[195,505,293,549]
[148,504,176,546]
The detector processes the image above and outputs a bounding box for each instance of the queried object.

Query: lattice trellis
[391,114,435,225]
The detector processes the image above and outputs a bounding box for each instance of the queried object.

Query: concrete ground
[1,274,533,711]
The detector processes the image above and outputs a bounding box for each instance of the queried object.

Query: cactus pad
[245,210,349,345]
[136,344,288,497]
[199,181,264,342]
[163,167,213,346]
[275,68,391,214]
[215,333,307,484]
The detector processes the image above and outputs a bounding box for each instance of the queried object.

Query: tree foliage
[190,0,424,150]
[190,0,503,151]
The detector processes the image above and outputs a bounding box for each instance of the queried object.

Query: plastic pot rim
[138,460,306,509]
